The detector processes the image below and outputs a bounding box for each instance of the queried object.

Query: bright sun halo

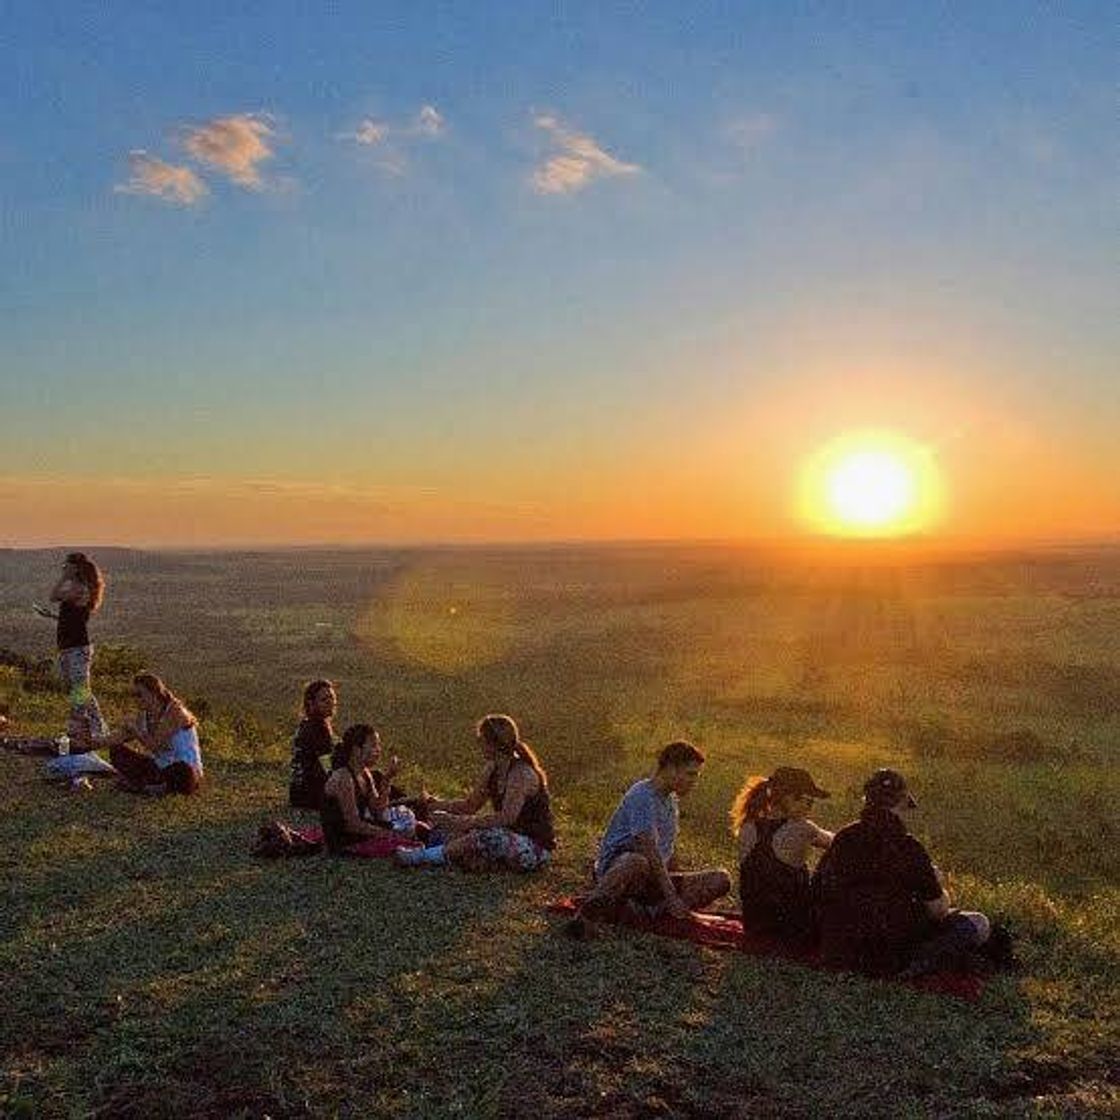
[799,431,943,538]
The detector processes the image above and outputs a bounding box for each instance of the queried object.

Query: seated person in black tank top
[395,714,555,872]
[731,767,833,944]
[321,724,399,854]
[289,679,338,810]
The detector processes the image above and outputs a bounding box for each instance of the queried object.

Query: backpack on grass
[251,821,323,858]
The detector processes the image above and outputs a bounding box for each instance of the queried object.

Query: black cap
[863,768,917,808]
[769,766,830,799]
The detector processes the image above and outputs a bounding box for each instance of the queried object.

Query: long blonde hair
[729,775,774,834]
[477,713,548,790]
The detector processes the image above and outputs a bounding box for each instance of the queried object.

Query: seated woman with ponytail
[395,714,555,872]
[732,766,833,944]
[320,724,402,854]
[105,672,204,795]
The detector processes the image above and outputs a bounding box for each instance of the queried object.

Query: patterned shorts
[466,827,551,872]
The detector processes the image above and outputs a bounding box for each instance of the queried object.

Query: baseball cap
[863,768,917,808]
[769,766,830,799]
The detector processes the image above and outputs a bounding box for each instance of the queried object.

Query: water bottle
[57,733,70,756]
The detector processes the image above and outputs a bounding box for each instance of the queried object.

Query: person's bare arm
[328,773,390,839]
[429,764,492,815]
[441,766,534,833]
[369,760,396,816]
[50,577,88,606]
[808,821,834,848]
[925,891,951,921]
[135,705,191,752]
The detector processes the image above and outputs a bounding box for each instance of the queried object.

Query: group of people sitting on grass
[288,679,555,871]
[29,553,991,978]
[572,742,992,979]
[286,679,991,980]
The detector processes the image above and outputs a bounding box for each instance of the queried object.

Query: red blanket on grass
[546,896,986,1001]
[298,826,421,859]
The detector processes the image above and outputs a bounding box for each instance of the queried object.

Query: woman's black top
[288,716,334,809]
[57,602,91,651]
[487,762,556,850]
[320,767,377,854]
[738,818,814,941]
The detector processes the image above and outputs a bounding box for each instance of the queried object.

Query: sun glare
[798,431,943,538]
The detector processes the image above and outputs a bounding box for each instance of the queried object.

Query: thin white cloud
[531,113,640,195]
[180,113,276,188]
[115,151,208,205]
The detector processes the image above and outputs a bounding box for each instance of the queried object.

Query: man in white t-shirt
[565,740,731,939]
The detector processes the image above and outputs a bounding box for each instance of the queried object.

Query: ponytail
[729,775,772,834]
[478,713,549,791]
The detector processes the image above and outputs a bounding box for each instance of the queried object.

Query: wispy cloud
[530,113,640,195]
[341,118,391,146]
[115,151,208,205]
[412,104,445,137]
[338,104,447,175]
[180,113,276,188]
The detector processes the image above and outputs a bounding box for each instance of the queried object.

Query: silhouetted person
[814,769,990,978]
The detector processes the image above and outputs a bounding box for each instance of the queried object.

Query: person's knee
[711,868,733,898]
[961,911,990,945]
[611,853,651,880]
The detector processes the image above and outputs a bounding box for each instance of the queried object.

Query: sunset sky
[2,3,1115,547]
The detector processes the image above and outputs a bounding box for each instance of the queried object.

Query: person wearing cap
[730,766,833,944]
[564,741,732,939]
[813,768,990,978]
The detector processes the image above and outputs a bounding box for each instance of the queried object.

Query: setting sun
[798,431,944,538]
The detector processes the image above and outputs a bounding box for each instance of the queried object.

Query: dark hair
[133,672,196,727]
[66,552,105,613]
[334,723,376,770]
[301,679,335,717]
[657,740,705,771]
[477,713,549,790]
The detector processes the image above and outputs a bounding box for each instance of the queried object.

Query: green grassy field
[1,544,1118,1117]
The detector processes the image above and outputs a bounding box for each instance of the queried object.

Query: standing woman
[731,766,833,945]
[395,714,555,871]
[44,552,108,747]
[289,679,338,810]
[105,672,204,794]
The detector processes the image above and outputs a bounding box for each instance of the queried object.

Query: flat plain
[1,543,1117,1118]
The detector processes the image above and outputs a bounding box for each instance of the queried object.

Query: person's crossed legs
[568,852,731,937]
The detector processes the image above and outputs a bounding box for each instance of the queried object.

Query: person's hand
[385,754,400,779]
[665,893,690,920]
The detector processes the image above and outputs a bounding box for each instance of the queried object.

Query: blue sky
[1,2,1115,544]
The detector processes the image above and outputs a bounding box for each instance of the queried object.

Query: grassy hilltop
[1,544,1118,1118]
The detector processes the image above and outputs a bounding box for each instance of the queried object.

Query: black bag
[251,821,323,858]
